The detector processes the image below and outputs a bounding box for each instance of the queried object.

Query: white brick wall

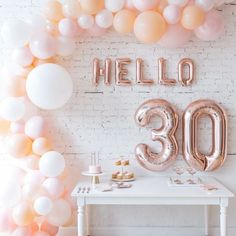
[0,1,236,235]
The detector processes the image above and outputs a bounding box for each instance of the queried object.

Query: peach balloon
[134,11,166,43]
[43,0,63,22]
[34,231,50,236]
[32,137,51,156]
[156,0,168,13]
[181,5,205,30]
[113,9,136,34]
[6,134,32,158]
[12,202,35,226]
[80,0,104,15]
[63,1,81,19]
[0,119,10,135]
[3,76,26,97]
[24,170,45,186]
[41,221,59,236]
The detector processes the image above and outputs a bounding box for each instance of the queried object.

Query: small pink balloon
[10,121,25,134]
[163,5,181,24]
[159,24,193,48]
[24,170,45,186]
[29,32,57,59]
[11,227,32,236]
[58,18,80,38]
[41,221,59,236]
[0,208,15,232]
[87,23,107,37]
[24,116,46,140]
[133,0,159,11]
[42,178,64,199]
[125,0,136,10]
[194,10,224,41]
[34,231,50,236]
[12,47,34,67]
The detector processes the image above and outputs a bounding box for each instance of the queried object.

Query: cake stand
[82,171,106,187]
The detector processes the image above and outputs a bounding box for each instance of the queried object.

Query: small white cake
[88,165,102,174]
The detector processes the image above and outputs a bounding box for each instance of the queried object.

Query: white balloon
[26,15,47,33]
[105,0,125,12]
[0,97,25,122]
[57,36,76,57]
[167,0,188,7]
[95,9,113,29]
[47,199,71,226]
[77,14,94,29]
[195,0,215,11]
[34,196,53,216]
[26,63,73,110]
[39,151,65,178]
[1,20,31,47]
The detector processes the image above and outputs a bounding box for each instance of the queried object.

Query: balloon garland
[0,0,234,235]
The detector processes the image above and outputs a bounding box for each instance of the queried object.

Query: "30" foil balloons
[135,99,227,172]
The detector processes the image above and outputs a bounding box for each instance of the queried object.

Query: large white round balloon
[47,199,71,226]
[34,196,53,216]
[39,151,65,178]
[26,64,73,110]
[0,97,25,122]
[105,0,125,12]
[168,0,188,7]
[1,20,31,47]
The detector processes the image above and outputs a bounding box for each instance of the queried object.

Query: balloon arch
[0,0,234,235]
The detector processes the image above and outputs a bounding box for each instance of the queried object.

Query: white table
[71,177,234,236]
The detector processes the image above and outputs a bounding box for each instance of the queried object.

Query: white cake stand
[82,171,106,186]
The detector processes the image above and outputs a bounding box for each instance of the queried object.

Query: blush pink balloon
[24,116,46,140]
[87,24,107,37]
[0,208,15,232]
[194,10,225,41]
[58,18,80,38]
[11,227,32,236]
[42,178,64,199]
[24,170,45,186]
[125,0,136,10]
[159,24,193,48]
[12,47,34,67]
[29,32,57,59]
[41,221,59,236]
[132,0,159,11]
[34,231,50,236]
[163,5,181,24]
[10,121,25,134]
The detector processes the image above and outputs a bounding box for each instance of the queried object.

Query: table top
[71,176,234,199]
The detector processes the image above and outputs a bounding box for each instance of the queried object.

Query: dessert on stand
[112,159,135,182]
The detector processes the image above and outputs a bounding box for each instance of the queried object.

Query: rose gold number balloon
[135,99,179,171]
[183,100,227,171]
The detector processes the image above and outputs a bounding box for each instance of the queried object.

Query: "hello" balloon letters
[93,57,195,86]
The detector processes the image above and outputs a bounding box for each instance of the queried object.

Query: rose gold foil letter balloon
[178,58,195,86]
[183,100,227,171]
[136,58,154,85]
[158,58,176,86]
[115,58,131,85]
[93,58,112,86]
[135,99,179,171]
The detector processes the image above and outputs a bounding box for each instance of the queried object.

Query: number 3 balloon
[183,100,227,171]
[135,99,179,171]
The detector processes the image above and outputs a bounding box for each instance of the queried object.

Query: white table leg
[86,205,90,236]
[220,206,227,236]
[78,204,85,236]
[204,205,209,235]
